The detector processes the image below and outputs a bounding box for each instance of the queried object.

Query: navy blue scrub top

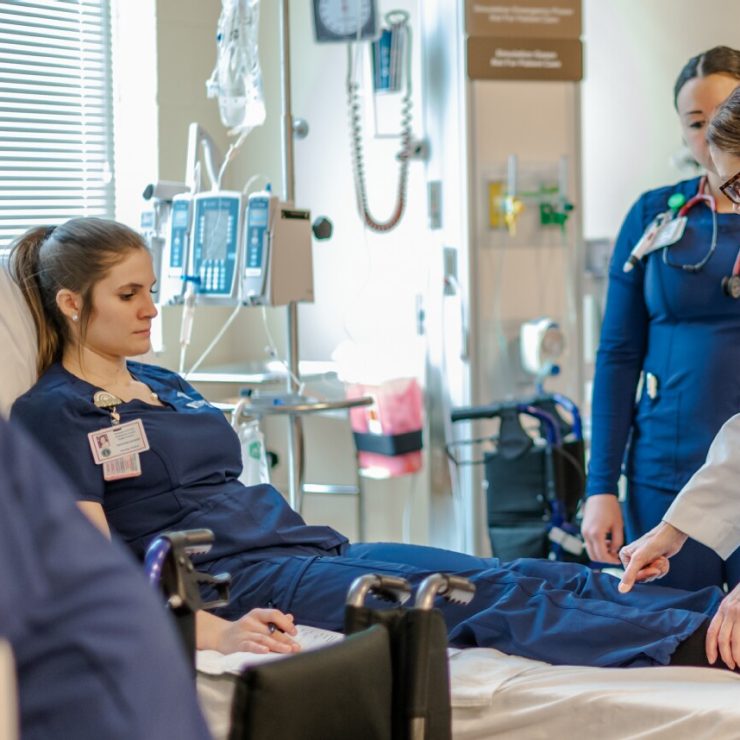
[588,176,740,495]
[0,417,211,740]
[11,361,347,562]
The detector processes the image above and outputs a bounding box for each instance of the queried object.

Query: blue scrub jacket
[0,417,211,740]
[589,176,740,496]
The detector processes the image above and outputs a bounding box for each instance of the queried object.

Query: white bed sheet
[197,637,740,740]
[448,648,740,739]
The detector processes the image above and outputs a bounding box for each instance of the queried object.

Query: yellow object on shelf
[488,181,505,228]
[488,181,524,235]
[502,194,524,236]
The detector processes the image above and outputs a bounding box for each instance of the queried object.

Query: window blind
[0,0,114,249]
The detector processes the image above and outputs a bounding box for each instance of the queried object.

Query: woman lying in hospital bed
[4,217,738,672]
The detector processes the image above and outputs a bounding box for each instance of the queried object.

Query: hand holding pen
[216,607,301,654]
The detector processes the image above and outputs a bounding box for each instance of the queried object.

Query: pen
[268,622,284,634]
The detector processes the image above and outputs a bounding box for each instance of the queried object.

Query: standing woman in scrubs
[618,87,740,670]
[582,46,740,591]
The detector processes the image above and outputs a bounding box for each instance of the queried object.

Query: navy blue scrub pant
[209,542,723,668]
[625,482,740,591]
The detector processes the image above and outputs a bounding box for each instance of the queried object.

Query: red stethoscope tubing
[676,178,740,286]
[678,176,716,218]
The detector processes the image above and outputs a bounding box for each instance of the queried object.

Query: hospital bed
[2,256,740,739]
[197,643,740,740]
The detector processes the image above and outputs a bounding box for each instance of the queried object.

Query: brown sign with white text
[467,36,582,81]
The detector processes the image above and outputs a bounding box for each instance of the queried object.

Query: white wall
[112,0,434,544]
[279,0,433,543]
[581,0,740,239]
[111,0,740,548]
[228,0,430,364]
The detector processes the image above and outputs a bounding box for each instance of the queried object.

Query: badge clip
[93,390,123,425]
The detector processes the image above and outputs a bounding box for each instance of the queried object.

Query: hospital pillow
[0,256,37,417]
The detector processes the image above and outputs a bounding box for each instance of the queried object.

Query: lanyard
[623,177,718,275]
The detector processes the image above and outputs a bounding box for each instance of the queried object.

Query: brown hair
[10,217,148,375]
[674,46,740,108]
[707,86,740,158]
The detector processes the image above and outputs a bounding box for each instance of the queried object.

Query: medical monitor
[190,192,245,301]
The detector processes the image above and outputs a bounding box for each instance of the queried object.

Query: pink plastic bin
[346,377,424,477]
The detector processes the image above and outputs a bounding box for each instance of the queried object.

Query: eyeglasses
[720,170,740,205]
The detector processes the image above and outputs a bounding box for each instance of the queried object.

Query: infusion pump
[158,193,191,305]
[242,190,314,306]
[156,188,314,307]
[190,191,245,304]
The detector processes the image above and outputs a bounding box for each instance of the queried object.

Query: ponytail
[10,226,67,375]
[9,217,147,376]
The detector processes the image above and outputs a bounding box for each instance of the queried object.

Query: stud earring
[72,313,79,322]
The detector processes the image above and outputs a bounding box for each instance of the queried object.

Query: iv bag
[206,0,266,136]
[237,418,271,486]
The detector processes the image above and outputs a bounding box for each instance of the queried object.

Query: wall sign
[467,36,582,81]
[466,0,581,39]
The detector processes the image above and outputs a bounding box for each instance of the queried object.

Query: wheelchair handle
[516,405,561,447]
[161,528,215,556]
[550,392,583,441]
[144,536,173,588]
[450,403,505,422]
[452,403,562,446]
[346,574,412,607]
[415,573,476,610]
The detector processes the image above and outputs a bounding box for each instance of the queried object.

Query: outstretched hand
[706,584,740,669]
[618,521,688,593]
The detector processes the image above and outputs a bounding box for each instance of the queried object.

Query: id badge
[103,453,142,481]
[88,418,149,465]
[652,216,687,250]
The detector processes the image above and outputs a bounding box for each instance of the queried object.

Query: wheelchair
[145,530,474,740]
[449,393,587,562]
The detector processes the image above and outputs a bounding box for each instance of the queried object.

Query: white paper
[196,625,344,676]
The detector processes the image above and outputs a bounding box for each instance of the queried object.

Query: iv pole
[275,0,371,521]
[279,0,304,511]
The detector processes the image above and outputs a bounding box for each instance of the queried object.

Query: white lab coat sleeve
[663,413,740,560]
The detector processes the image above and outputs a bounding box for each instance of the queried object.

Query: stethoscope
[623,177,740,298]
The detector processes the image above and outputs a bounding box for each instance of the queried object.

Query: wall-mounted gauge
[312,0,379,43]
